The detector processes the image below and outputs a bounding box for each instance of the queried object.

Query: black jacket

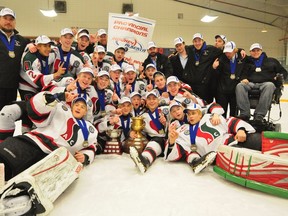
[142,53,173,77]
[0,30,29,88]
[183,43,222,86]
[244,52,288,84]
[215,53,248,94]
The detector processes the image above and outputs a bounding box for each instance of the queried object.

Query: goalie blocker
[0,147,82,215]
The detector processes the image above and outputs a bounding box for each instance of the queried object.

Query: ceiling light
[201,15,218,23]
[261,28,268,33]
[40,9,57,17]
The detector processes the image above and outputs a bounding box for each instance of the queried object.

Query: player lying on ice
[130,103,261,174]
[0,90,97,215]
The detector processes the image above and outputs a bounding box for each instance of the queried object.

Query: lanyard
[148,109,163,131]
[189,123,199,144]
[134,108,140,116]
[230,58,237,75]
[114,81,121,97]
[253,53,265,68]
[120,115,130,138]
[96,88,105,111]
[157,86,167,95]
[58,46,72,74]
[76,119,89,142]
[0,32,15,52]
[169,93,174,100]
[76,82,87,100]
[193,42,207,62]
[36,53,49,75]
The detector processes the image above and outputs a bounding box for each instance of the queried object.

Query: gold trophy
[103,129,123,155]
[123,116,148,153]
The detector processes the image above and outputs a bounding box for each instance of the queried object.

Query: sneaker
[190,151,217,174]
[254,115,264,123]
[129,146,150,174]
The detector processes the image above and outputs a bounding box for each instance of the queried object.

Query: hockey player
[109,64,123,98]
[0,67,95,142]
[91,45,111,73]
[0,93,97,215]
[129,91,168,173]
[52,28,85,78]
[122,65,146,97]
[164,103,259,174]
[130,91,145,117]
[0,91,97,181]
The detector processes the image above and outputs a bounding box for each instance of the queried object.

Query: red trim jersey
[19,51,57,93]
[25,91,97,164]
[164,114,255,161]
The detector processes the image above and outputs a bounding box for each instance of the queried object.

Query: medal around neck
[82,140,89,147]
[230,74,236,80]
[255,67,261,72]
[195,61,199,66]
[8,51,15,58]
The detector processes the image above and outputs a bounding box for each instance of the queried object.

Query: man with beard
[0,8,29,110]
[142,41,173,77]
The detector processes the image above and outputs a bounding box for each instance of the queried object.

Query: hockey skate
[190,151,217,174]
[129,146,150,174]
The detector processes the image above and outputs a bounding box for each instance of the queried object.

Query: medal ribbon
[76,82,87,100]
[189,123,199,145]
[76,119,89,142]
[157,86,167,95]
[0,33,15,52]
[148,109,163,131]
[58,46,72,74]
[36,53,49,75]
[253,53,264,68]
[120,115,130,137]
[230,58,237,75]
[96,88,105,111]
[114,81,121,97]
[193,42,207,63]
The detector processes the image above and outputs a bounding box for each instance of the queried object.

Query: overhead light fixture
[201,15,218,23]
[40,0,57,17]
[201,0,218,23]
[261,27,268,33]
[40,9,57,17]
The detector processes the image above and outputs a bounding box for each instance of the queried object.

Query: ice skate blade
[194,152,217,175]
[129,147,147,174]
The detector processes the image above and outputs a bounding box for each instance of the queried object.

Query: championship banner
[107,13,156,70]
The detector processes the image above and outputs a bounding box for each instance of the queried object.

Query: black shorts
[0,135,47,180]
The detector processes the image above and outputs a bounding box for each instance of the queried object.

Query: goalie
[0,90,98,215]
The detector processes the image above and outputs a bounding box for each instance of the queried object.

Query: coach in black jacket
[142,41,173,77]
[0,8,29,110]
[184,33,222,104]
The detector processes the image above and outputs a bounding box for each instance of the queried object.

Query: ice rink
[13,85,288,216]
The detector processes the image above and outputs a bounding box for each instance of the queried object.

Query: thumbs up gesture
[146,80,153,92]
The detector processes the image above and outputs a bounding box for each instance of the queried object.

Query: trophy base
[103,141,122,155]
[123,137,148,154]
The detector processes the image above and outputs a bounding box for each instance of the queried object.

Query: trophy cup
[123,116,148,154]
[103,129,123,155]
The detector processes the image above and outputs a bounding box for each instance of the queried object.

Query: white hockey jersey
[164,114,255,161]
[25,91,98,164]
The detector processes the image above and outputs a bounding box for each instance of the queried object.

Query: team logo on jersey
[89,126,94,133]
[183,98,191,104]
[197,122,221,144]
[24,61,32,71]
[162,108,169,115]
[139,84,145,90]
[184,130,190,135]
[73,61,80,68]
[103,66,110,72]
[203,50,209,56]
[15,40,21,46]
[62,105,68,111]
[87,100,92,107]
[106,92,112,100]
[61,118,81,146]
[84,56,89,62]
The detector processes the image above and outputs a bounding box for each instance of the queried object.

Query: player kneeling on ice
[164,103,260,174]
[0,91,97,215]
